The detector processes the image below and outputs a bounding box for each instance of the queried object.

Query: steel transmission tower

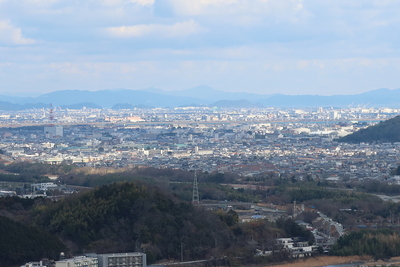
[192,171,199,204]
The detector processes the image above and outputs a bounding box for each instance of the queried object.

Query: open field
[268,255,373,267]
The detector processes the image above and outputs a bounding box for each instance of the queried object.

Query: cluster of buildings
[22,252,147,267]
[0,106,399,184]
[252,216,343,258]
[203,201,344,255]
[0,106,398,126]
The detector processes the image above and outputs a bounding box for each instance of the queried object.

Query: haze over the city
[1,0,400,96]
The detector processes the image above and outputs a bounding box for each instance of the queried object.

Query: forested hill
[338,115,400,143]
[0,215,65,266]
[35,182,236,263]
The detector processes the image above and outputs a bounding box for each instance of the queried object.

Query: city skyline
[1,0,400,96]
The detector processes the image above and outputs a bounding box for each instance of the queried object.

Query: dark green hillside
[0,215,65,266]
[331,229,400,260]
[2,161,76,175]
[35,182,235,263]
[338,115,400,143]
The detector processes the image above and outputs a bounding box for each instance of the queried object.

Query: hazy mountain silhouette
[1,86,400,110]
[209,99,265,108]
[34,89,205,108]
[0,101,49,111]
[258,88,400,108]
[60,102,102,109]
[157,85,269,102]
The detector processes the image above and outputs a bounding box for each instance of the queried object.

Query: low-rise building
[56,256,98,267]
[94,253,146,267]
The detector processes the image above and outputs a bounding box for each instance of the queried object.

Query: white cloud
[163,0,305,17]
[106,20,205,38]
[48,62,156,76]
[101,0,124,6]
[25,0,60,4]
[127,0,154,5]
[99,0,155,5]
[0,20,35,45]
[50,62,90,75]
[1,0,400,95]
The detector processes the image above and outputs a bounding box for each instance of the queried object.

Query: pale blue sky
[0,0,399,96]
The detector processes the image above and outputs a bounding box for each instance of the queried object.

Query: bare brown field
[264,255,373,267]
[362,256,400,266]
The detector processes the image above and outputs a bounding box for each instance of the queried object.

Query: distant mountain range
[1,86,400,110]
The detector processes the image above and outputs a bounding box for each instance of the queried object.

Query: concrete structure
[21,259,54,267]
[32,182,58,191]
[56,256,98,267]
[259,238,317,258]
[44,125,64,137]
[21,261,49,267]
[0,190,17,196]
[96,253,146,267]
[276,238,294,249]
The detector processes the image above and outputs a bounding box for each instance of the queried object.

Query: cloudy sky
[0,0,399,96]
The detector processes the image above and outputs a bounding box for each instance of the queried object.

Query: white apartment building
[44,125,64,137]
[96,253,146,267]
[56,256,98,267]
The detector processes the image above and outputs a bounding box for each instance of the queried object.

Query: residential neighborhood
[0,106,399,182]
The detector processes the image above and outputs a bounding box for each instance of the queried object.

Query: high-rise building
[330,110,340,120]
[44,125,63,137]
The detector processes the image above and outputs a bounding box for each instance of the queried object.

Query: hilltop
[337,115,400,143]
[35,182,236,262]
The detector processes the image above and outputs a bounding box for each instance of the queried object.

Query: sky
[0,0,400,96]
